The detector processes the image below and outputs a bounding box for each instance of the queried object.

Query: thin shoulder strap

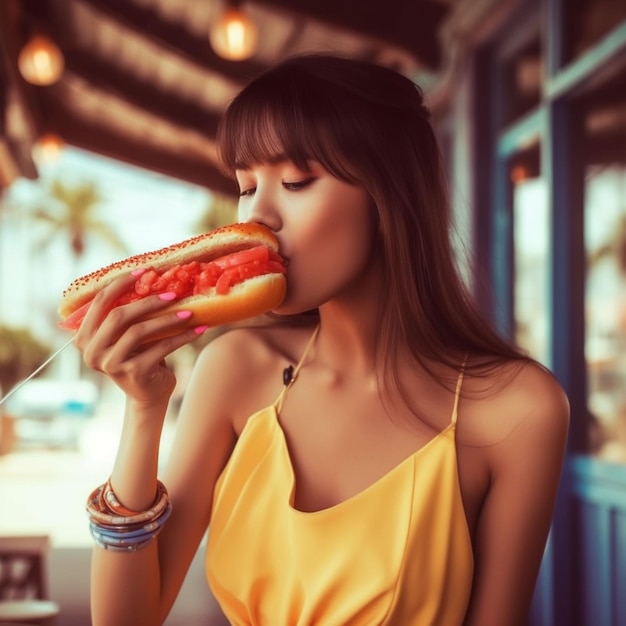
[290,324,320,383]
[450,356,468,426]
[274,325,320,414]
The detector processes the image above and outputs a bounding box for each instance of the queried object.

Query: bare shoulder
[193,322,318,430]
[458,362,570,624]
[459,361,570,458]
[497,360,569,437]
[459,359,570,449]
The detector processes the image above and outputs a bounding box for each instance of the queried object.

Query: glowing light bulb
[210,7,258,61]
[18,35,65,86]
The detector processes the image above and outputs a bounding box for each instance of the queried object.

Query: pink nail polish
[194,325,209,335]
[131,268,146,277]
[159,292,177,301]
[176,310,192,320]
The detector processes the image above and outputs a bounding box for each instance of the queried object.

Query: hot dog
[58,223,287,333]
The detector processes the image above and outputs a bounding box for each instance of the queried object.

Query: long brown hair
[217,54,528,393]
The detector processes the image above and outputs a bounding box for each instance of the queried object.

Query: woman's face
[236,159,377,314]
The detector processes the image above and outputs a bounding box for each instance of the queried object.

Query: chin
[272,297,320,319]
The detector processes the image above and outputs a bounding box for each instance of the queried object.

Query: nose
[240,192,282,233]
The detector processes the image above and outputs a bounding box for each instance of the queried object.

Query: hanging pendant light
[18,34,65,86]
[209,3,258,61]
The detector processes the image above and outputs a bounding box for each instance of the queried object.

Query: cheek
[280,191,376,310]
[315,222,372,275]
[317,190,375,271]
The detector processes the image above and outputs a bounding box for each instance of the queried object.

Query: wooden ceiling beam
[42,100,238,197]
[256,0,447,69]
[0,0,41,179]
[63,50,222,139]
[76,0,266,84]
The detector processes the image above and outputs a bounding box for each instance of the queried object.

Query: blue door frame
[476,3,626,624]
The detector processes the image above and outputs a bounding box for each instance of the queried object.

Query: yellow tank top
[206,328,474,625]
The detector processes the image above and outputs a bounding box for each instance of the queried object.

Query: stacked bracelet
[86,479,171,552]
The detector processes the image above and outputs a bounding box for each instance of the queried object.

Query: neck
[318,307,377,369]
[311,256,400,379]
[315,276,393,381]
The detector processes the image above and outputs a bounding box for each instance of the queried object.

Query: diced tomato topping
[194,263,222,294]
[215,270,234,295]
[213,245,269,269]
[266,260,286,274]
[59,246,286,331]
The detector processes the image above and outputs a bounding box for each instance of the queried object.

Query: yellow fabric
[206,337,474,625]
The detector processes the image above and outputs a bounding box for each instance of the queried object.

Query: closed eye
[283,177,315,191]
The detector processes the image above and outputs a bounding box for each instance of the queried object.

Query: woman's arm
[74,275,238,626]
[463,364,570,626]
[89,342,239,626]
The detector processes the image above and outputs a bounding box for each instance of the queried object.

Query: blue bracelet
[90,528,157,552]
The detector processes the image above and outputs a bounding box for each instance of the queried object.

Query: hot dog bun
[58,222,287,331]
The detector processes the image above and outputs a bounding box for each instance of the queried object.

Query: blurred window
[510,144,550,364]
[581,69,626,463]
[564,0,626,65]
[500,36,542,129]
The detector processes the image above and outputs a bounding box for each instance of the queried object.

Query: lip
[276,243,289,267]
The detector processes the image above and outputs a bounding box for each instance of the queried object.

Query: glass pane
[565,0,626,64]
[0,147,223,544]
[511,145,550,364]
[582,69,626,463]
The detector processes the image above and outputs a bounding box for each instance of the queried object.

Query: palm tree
[30,178,127,260]
[26,178,128,380]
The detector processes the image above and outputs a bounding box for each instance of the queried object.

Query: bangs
[217,69,358,183]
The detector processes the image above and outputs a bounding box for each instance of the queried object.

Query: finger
[79,285,184,350]
[100,323,208,380]
[76,272,143,342]
[81,302,192,369]
[106,304,196,348]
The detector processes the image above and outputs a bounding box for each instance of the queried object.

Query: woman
[77,54,569,626]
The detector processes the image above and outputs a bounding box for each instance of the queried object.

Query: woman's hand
[73,272,206,410]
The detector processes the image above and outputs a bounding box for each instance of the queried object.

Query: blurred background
[0,0,625,624]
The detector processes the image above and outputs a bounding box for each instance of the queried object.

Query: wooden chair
[0,536,60,625]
